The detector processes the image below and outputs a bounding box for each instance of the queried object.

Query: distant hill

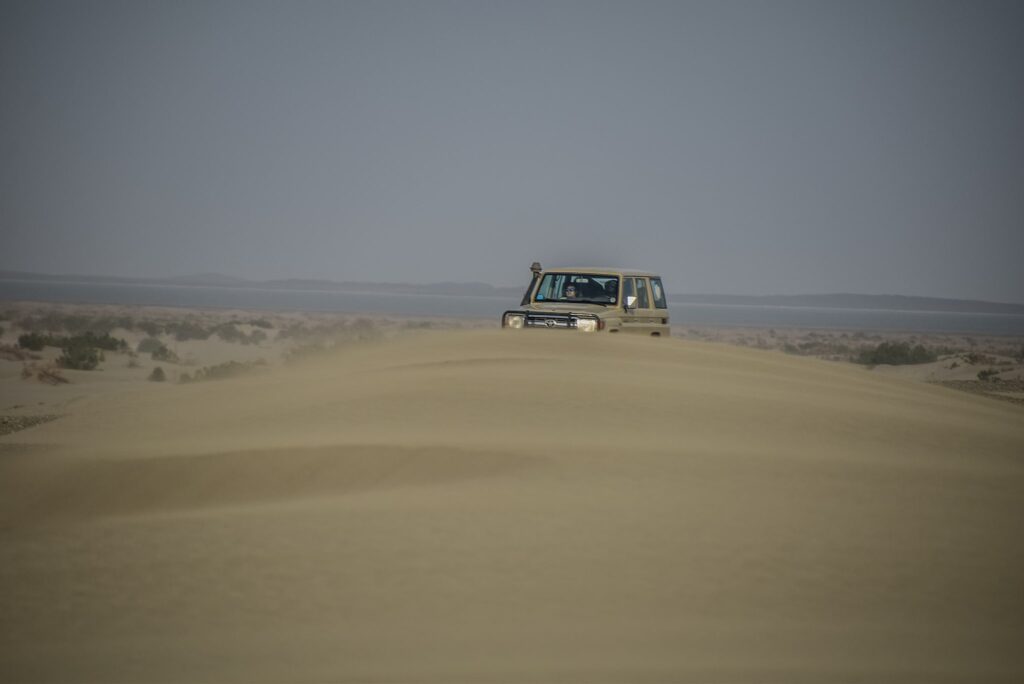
[0,270,524,299]
[1,270,1021,315]
[261,278,522,298]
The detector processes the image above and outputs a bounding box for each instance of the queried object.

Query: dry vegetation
[676,325,1024,405]
[2,302,1021,413]
[0,303,492,434]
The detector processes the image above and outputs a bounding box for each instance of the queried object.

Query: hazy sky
[2,1,1022,301]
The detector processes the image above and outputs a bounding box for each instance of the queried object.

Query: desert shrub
[17,312,94,335]
[151,345,180,363]
[100,315,134,333]
[137,337,164,354]
[0,325,4,337]
[66,331,128,352]
[21,331,127,353]
[22,362,69,385]
[168,320,212,341]
[856,342,936,366]
[58,345,102,370]
[977,369,1000,382]
[18,332,49,350]
[138,320,164,337]
[275,323,308,340]
[247,318,273,329]
[214,323,269,345]
[781,339,851,358]
[148,367,166,382]
[1,344,39,361]
[214,323,245,343]
[283,342,334,363]
[960,352,996,366]
[184,359,266,382]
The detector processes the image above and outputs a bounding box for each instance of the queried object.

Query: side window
[650,278,667,309]
[536,274,564,301]
[635,278,650,309]
[622,277,635,307]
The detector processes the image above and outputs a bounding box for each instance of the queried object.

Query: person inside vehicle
[563,284,578,299]
[603,279,618,303]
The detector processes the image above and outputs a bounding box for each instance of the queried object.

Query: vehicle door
[649,277,670,336]
[621,277,651,334]
[632,277,657,334]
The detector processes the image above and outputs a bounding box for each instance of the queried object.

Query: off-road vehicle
[501,262,670,336]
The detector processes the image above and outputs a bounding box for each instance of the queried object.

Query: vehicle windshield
[534,273,619,305]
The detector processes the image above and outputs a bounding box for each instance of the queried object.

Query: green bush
[18,332,49,351]
[214,323,267,345]
[20,331,127,353]
[138,321,164,337]
[214,323,245,343]
[151,345,180,363]
[856,342,936,366]
[169,321,212,342]
[137,337,165,354]
[58,345,102,370]
[148,367,166,382]
[66,331,128,352]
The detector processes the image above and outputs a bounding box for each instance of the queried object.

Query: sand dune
[2,330,1023,682]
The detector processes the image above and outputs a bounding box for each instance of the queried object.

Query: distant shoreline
[2,270,1022,316]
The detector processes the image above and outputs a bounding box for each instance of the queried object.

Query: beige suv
[501,262,670,336]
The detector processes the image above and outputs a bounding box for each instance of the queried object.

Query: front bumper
[501,310,603,331]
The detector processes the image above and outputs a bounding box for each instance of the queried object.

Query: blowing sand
[2,329,1023,682]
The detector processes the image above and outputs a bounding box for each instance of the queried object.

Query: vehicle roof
[544,266,661,277]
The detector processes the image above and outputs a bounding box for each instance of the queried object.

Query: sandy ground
[2,322,1023,682]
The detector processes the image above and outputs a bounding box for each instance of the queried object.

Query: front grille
[525,313,573,329]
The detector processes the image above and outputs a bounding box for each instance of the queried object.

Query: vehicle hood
[523,302,614,316]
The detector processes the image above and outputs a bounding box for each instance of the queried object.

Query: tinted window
[635,278,650,308]
[650,278,667,309]
[536,273,619,304]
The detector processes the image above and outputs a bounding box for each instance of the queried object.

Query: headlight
[575,318,598,332]
[503,313,525,329]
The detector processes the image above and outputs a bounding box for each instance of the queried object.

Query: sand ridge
[2,329,1023,681]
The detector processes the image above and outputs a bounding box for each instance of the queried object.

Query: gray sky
[2,1,1022,301]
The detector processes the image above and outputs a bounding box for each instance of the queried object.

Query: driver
[563,284,578,299]
[603,279,618,302]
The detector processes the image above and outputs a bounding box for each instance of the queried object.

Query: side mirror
[624,295,637,311]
